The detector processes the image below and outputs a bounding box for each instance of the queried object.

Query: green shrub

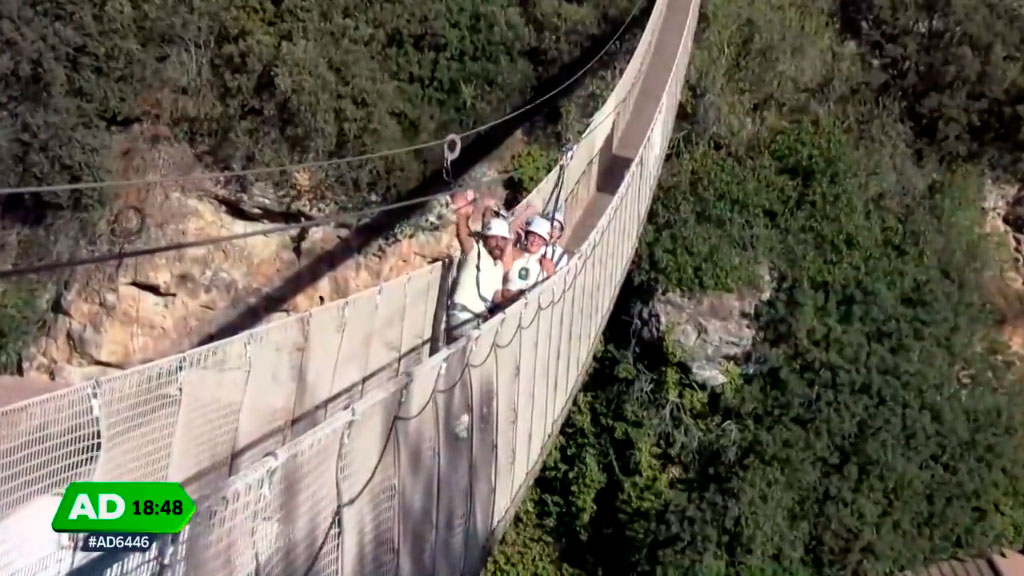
[503,18,639,208]
[0,283,47,374]
[645,121,1024,575]
[0,0,637,372]
[506,143,559,206]
[492,117,1024,575]
[484,495,584,576]
[839,0,1024,177]
[492,0,1024,571]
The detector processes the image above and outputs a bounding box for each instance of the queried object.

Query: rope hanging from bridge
[544,143,576,216]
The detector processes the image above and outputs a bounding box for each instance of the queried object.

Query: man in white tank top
[501,218,556,301]
[447,199,513,343]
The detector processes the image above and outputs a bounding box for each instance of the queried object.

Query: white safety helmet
[524,217,552,241]
[483,217,512,239]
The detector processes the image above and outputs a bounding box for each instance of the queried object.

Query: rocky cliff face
[983,182,1024,351]
[26,130,1022,389]
[21,127,524,382]
[644,265,773,386]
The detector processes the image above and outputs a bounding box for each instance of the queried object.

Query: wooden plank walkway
[565,0,693,252]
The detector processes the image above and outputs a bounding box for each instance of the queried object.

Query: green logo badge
[518,267,529,281]
[50,482,196,534]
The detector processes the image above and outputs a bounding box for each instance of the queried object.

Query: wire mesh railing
[0,0,700,573]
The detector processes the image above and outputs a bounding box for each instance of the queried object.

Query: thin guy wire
[296,40,665,576]
[292,263,559,574]
[0,0,644,198]
[0,173,505,280]
[455,0,644,140]
[0,97,620,281]
[488,324,504,532]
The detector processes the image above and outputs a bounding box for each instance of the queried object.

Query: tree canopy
[0,0,633,213]
[839,0,1024,178]
[3,0,1024,569]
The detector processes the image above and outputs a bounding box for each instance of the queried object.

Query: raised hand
[452,189,475,215]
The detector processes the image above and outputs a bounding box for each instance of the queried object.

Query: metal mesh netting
[0,264,440,479]
[491,313,520,523]
[342,444,399,576]
[231,316,307,460]
[432,344,473,576]
[0,0,699,572]
[1,548,74,576]
[0,265,442,576]
[167,338,249,487]
[184,418,345,574]
[0,387,99,517]
[394,359,442,576]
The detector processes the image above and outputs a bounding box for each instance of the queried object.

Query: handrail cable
[0,0,644,198]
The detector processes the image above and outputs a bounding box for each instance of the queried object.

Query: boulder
[652,264,773,386]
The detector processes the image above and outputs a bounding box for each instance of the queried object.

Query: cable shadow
[198,3,652,347]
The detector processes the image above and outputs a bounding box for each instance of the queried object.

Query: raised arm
[455,204,475,256]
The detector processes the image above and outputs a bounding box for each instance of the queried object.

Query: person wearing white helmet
[447,193,514,343]
[502,217,556,299]
[544,208,569,270]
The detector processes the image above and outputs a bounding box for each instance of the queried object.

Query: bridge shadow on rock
[198,3,653,347]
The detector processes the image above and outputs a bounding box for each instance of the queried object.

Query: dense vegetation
[0,0,636,374]
[838,0,1024,177]
[487,0,1024,573]
[0,0,633,213]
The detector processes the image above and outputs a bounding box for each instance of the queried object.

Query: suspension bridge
[0,0,700,572]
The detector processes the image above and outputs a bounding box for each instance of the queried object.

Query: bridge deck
[566,0,692,252]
